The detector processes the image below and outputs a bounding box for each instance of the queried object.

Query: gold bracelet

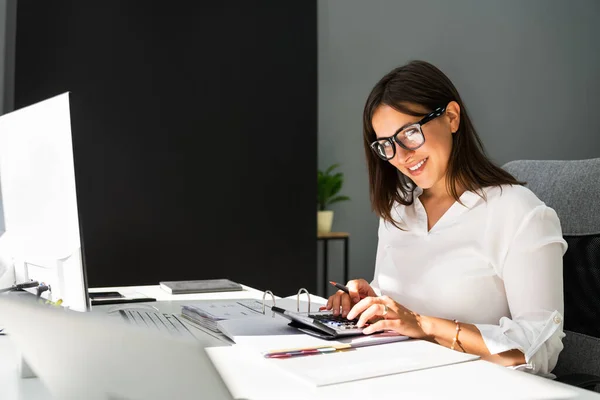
[450,319,462,351]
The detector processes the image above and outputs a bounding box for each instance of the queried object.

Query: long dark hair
[363,60,523,225]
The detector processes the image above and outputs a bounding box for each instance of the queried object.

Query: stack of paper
[181,300,263,333]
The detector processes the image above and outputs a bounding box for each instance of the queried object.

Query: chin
[407,175,432,189]
[416,181,434,190]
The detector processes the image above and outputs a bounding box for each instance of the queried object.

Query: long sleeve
[370,219,386,296]
[474,205,567,377]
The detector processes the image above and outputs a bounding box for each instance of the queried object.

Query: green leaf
[324,163,339,175]
[317,163,350,210]
[327,195,351,206]
[329,173,343,193]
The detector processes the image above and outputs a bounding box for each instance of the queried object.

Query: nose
[393,142,414,164]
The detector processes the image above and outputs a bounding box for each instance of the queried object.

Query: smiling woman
[326,60,568,378]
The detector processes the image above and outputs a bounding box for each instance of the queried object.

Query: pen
[329,281,349,294]
[318,281,351,311]
[265,347,338,359]
[264,345,348,359]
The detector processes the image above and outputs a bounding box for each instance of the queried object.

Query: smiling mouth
[407,157,428,175]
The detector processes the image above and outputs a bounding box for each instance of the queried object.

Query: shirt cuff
[474,310,565,375]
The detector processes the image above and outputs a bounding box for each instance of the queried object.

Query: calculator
[271,307,368,339]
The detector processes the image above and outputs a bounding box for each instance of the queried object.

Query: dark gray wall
[318,0,600,288]
[11,2,317,295]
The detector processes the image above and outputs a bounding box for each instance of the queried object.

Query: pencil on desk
[263,343,351,358]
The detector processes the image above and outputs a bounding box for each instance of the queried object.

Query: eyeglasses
[370,106,446,161]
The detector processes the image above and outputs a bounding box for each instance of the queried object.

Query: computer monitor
[0,295,234,400]
[0,92,90,312]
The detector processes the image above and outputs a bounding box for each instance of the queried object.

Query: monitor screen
[0,93,89,311]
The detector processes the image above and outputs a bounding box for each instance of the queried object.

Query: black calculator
[271,307,368,339]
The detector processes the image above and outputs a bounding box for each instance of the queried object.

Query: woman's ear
[446,101,461,134]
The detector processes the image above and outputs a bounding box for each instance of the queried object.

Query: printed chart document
[182,296,319,336]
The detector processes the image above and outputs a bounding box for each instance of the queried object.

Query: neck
[422,179,465,201]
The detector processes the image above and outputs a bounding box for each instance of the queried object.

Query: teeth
[409,158,427,171]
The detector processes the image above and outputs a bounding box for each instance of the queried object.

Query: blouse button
[553,315,562,324]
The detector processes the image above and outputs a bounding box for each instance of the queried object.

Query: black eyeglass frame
[369,106,447,161]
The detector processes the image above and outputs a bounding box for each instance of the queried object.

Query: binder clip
[262,290,276,317]
[297,288,311,313]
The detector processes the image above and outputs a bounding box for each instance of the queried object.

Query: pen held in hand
[329,281,349,294]
[319,281,352,311]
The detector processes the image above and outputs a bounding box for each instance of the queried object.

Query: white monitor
[0,92,89,311]
[0,296,234,400]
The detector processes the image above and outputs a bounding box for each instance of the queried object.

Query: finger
[346,296,376,320]
[325,295,333,310]
[346,281,361,304]
[356,304,383,327]
[362,319,397,335]
[340,293,352,318]
[331,292,343,316]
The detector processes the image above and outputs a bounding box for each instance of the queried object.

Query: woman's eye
[404,128,417,137]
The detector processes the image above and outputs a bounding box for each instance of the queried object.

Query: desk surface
[2,284,600,400]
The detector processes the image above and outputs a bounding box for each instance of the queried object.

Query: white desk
[1,285,599,400]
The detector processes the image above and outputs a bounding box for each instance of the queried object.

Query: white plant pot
[317,210,334,234]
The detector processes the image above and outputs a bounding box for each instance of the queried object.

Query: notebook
[159,279,243,294]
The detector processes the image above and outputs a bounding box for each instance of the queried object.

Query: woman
[326,60,566,377]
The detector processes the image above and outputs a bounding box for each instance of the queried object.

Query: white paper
[265,339,479,386]
[217,315,302,341]
[184,302,261,320]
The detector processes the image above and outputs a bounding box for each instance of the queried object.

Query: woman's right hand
[324,279,377,317]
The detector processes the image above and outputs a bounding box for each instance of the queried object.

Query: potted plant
[317,163,350,233]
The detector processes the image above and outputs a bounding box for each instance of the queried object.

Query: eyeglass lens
[373,125,424,160]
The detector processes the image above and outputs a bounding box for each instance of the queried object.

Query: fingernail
[319,306,326,311]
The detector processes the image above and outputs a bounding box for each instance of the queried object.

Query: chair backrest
[502,158,600,380]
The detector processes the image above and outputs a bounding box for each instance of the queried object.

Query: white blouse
[371,184,567,377]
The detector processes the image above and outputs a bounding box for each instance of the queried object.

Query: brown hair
[363,60,524,226]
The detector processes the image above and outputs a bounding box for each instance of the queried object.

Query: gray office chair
[503,158,600,392]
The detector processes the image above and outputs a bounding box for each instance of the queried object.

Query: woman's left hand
[346,295,430,339]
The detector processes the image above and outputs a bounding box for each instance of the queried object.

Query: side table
[317,232,349,297]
